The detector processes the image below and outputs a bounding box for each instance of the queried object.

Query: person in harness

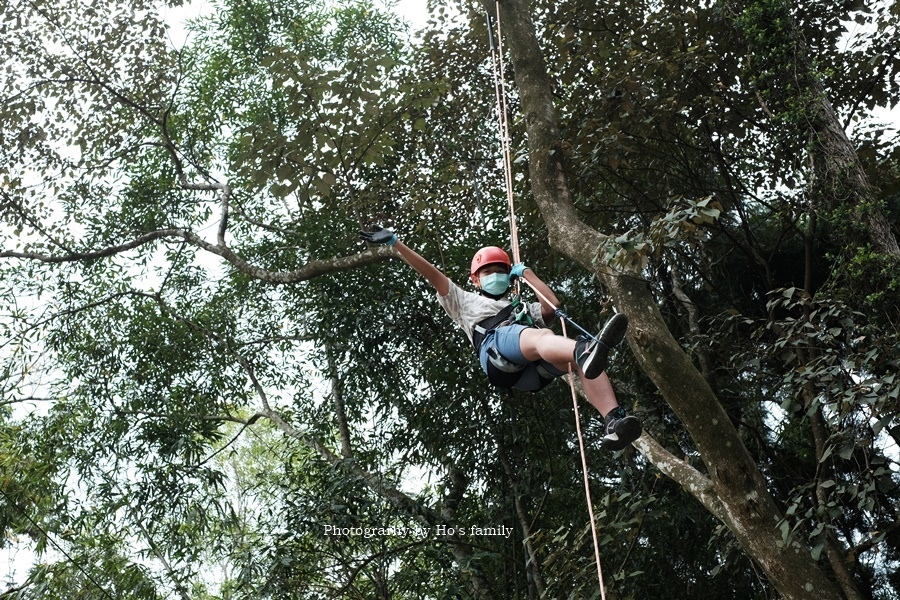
[360,225,642,451]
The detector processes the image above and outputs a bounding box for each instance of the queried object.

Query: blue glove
[510,263,528,280]
[359,225,397,246]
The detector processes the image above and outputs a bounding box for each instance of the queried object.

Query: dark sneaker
[601,406,642,451]
[573,313,629,379]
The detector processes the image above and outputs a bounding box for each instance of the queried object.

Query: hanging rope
[486,5,520,267]
[487,4,607,597]
[521,277,607,598]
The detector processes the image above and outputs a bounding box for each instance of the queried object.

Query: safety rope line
[487,4,606,597]
[562,320,609,600]
[488,4,520,268]
[520,277,607,595]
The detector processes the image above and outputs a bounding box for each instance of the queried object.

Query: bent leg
[578,369,619,418]
[518,328,619,417]
[580,365,641,449]
[517,328,576,366]
[518,325,641,449]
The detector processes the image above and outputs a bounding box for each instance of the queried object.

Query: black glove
[359,225,398,246]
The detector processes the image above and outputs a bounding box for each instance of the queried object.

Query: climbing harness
[472,297,534,352]
[487,3,607,597]
[472,303,518,352]
[509,294,534,326]
[473,296,566,392]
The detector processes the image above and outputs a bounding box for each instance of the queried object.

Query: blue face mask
[480,272,510,296]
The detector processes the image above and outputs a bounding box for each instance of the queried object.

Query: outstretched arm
[394,240,450,296]
[360,225,450,296]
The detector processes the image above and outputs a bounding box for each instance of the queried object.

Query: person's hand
[510,263,528,280]
[359,225,398,246]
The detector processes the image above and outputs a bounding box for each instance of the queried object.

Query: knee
[520,327,553,345]
[533,328,557,343]
[518,327,556,355]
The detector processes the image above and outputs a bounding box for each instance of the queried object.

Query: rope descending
[486,5,520,268]
[487,3,607,598]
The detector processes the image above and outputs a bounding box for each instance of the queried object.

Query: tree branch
[0,230,397,284]
[0,584,29,599]
[325,342,354,459]
[216,186,230,246]
[668,262,713,382]
[632,433,727,524]
[196,413,264,467]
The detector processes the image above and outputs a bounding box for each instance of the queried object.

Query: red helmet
[470,246,511,282]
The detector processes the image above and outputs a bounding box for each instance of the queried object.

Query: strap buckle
[509,295,533,326]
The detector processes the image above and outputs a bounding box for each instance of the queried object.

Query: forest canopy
[1,0,899,598]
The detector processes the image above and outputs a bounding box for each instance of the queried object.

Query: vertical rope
[490,1,521,267]
[487,9,607,586]
[521,279,607,596]
[562,328,608,598]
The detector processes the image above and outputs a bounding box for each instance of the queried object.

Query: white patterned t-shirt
[436,279,547,345]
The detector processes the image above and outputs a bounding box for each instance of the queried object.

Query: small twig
[196,413,263,467]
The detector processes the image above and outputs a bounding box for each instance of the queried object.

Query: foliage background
[1,0,898,598]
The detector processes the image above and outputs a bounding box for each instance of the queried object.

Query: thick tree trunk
[808,84,900,257]
[493,0,847,597]
[724,0,900,259]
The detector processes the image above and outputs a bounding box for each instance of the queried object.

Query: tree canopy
[1,0,899,598]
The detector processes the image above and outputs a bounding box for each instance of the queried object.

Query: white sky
[391,0,430,30]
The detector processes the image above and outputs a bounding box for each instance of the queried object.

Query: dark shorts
[478,325,567,392]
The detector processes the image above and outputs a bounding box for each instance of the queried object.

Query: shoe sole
[580,343,608,379]
[581,314,629,379]
[599,313,628,348]
[601,416,642,451]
